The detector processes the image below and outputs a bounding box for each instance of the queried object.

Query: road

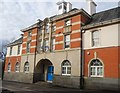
[1,80,119,93]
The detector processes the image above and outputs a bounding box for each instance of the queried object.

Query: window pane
[92,31,99,47]
[64,35,70,48]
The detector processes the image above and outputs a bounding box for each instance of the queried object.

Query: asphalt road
[1,80,119,93]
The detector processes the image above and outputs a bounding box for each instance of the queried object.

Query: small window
[59,5,62,10]
[65,20,71,26]
[64,34,70,49]
[17,45,21,55]
[10,47,12,55]
[89,59,103,77]
[28,31,32,37]
[44,39,49,52]
[92,30,99,47]
[24,62,29,73]
[62,60,71,75]
[8,63,11,72]
[52,25,56,32]
[51,38,55,51]
[15,62,20,72]
[26,42,30,53]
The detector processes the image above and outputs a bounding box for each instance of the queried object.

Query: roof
[83,7,120,29]
[50,8,91,21]
[7,37,23,47]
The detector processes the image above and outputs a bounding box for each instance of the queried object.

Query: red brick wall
[5,56,21,72]
[84,47,119,78]
[22,28,38,54]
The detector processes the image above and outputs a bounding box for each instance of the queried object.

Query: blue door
[47,66,54,81]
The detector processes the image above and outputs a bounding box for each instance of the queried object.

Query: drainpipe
[80,28,84,89]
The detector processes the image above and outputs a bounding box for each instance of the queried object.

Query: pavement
[1,80,120,93]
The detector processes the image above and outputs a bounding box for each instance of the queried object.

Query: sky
[0,0,119,41]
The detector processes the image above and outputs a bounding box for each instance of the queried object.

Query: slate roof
[7,37,23,47]
[86,7,120,25]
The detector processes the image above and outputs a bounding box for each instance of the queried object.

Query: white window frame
[64,34,70,49]
[8,63,11,72]
[52,25,56,32]
[15,62,20,72]
[89,59,104,77]
[92,30,99,47]
[28,31,32,37]
[65,20,71,26]
[62,61,71,76]
[26,42,30,53]
[24,62,29,73]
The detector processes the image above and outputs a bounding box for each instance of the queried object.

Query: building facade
[4,0,120,90]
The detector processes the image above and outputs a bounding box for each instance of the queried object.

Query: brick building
[4,0,120,90]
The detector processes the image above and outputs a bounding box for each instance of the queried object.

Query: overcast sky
[0,0,119,41]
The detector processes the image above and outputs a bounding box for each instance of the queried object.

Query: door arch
[35,59,54,82]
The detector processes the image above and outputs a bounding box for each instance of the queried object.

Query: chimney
[56,0,72,15]
[87,0,97,15]
[67,2,72,12]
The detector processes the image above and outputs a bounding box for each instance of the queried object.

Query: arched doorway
[35,59,54,82]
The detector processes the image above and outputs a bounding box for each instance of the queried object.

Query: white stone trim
[72,21,81,26]
[55,41,64,44]
[30,46,36,48]
[71,38,81,42]
[83,45,119,50]
[22,42,26,44]
[31,39,37,42]
[72,30,80,34]
[32,33,37,36]
[55,33,63,37]
[56,26,64,30]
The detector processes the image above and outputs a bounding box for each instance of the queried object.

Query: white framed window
[62,60,71,75]
[52,25,56,32]
[52,38,55,51]
[89,59,103,77]
[26,42,30,53]
[17,45,21,55]
[24,62,29,73]
[64,34,70,49]
[28,31,32,37]
[15,62,20,72]
[92,30,99,47]
[44,39,49,52]
[65,20,71,26]
[8,63,11,72]
[10,47,12,55]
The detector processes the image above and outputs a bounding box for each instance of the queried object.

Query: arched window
[62,60,71,75]
[89,59,103,77]
[24,62,29,73]
[8,63,11,72]
[15,62,20,72]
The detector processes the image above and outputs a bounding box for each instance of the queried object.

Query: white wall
[6,44,22,57]
[83,24,119,49]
